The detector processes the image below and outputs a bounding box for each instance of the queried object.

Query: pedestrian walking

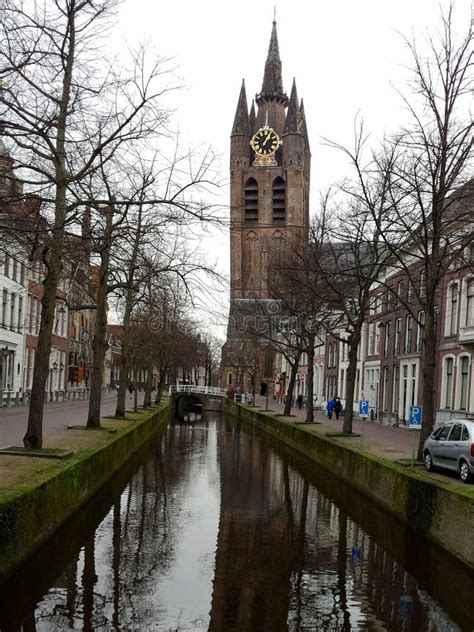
[128,383,134,400]
[334,397,342,420]
[326,397,336,419]
[297,393,303,409]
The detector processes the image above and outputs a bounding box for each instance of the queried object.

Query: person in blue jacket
[326,397,336,419]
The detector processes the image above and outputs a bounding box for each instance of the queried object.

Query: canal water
[0,414,473,631]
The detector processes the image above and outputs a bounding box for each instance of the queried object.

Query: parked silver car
[423,419,474,483]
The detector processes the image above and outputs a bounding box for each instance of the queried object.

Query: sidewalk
[252,395,419,462]
[0,392,133,447]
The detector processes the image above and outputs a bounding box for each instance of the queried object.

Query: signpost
[408,405,423,466]
[359,399,369,445]
[359,400,369,417]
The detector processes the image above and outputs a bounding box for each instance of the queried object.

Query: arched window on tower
[244,178,258,222]
[272,177,286,223]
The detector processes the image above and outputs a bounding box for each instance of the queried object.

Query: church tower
[222,20,311,393]
[229,20,310,300]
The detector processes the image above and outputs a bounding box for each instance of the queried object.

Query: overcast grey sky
[115,0,472,335]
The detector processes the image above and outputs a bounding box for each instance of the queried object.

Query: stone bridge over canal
[169,385,227,421]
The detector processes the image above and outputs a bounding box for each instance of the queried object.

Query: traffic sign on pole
[359,400,369,417]
[408,405,423,429]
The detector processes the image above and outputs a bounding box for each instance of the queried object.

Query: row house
[1,138,96,400]
[274,193,473,424]
[0,251,28,393]
[322,251,473,425]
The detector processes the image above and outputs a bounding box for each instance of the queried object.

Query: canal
[0,413,473,631]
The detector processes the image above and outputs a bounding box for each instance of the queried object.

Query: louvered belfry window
[272,177,286,222]
[244,178,258,222]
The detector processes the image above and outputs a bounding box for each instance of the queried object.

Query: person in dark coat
[334,397,342,420]
[297,393,303,409]
[326,398,336,419]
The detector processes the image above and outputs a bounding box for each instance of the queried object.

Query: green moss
[0,400,170,582]
[228,400,474,567]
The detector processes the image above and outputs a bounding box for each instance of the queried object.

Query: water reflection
[0,414,472,631]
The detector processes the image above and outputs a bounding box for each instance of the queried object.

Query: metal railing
[169,384,227,397]
[0,385,113,408]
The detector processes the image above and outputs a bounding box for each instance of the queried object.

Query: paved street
[0,392,126,447]
[0,392,463,485]
[253,395,421,462]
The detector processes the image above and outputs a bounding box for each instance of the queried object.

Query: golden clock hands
[262,132,271,147]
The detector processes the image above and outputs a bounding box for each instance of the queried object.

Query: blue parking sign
[409,405,422,429]
[359,400,369,417]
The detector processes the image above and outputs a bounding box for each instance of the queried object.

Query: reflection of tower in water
[209,423,292,630]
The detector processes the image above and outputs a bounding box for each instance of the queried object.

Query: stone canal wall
[0,402,170,583]
[227,401,474,569]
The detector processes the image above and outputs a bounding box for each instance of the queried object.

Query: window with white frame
[17,297,22,333]
[397,281,404,306]
[448,282,458,335]
[419,270,426,299]
[459,356,469,411]
[411,364,417,406]
[9,293,15,331]
[394,318,402,355]
[417,311,425,351]
[369,323,375,356]
[444,357,454,409]
[384,321,391,357]
[465,279,474,327]
[383,367,390,411]
[407,281,414,303]
[393,365,400,413]
[405,315,413,353]
[1,290,7,328]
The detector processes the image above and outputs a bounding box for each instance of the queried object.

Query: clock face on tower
[250,126,282,156]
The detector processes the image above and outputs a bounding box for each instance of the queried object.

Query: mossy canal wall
[226,401,474,569]
[0,402,170,583]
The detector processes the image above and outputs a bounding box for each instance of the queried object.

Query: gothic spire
[284,79,299,134]
[249,100,256,134]
[231,80,250,136]
[299,99,311,152]
[256,21,288,106]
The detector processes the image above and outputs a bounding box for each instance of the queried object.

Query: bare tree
[376,7,472,456]
[0,0,179,447]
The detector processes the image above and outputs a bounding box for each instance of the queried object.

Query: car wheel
[424,451,434,472]
[459,460,473,484]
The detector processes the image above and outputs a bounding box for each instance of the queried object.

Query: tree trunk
[283,355,300,416]
[23,7,75,448]
[305,333,315,423]
[417,303,437,460]
[87,207,113,428]
[24,252,63,448]
[154,367,167,404]
[343,332,360,435]
[133,367,138,412]
[114,206,142,417]
[143,364,153,408]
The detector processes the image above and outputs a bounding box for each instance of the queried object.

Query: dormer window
[244,178,258,222]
